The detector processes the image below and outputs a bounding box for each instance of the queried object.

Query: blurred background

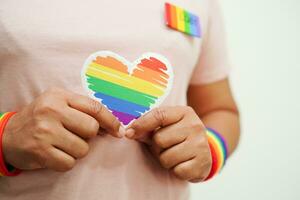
[191,0,300,199]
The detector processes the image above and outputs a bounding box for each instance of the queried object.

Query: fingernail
[125,128,135,139]
[118,126,125,138]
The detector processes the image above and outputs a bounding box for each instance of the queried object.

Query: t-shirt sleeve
[189,0,231,85]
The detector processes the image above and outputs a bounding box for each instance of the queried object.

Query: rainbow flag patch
[165,2,201,38]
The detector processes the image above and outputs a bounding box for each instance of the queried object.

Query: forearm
[187,79,240,156]
[201,109,240,156]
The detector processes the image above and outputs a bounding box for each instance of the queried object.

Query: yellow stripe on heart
[86,62,165,97]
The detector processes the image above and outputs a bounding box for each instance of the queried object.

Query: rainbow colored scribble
[82,52,173,125]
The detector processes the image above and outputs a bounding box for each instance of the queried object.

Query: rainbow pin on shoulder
[81,51,174,126]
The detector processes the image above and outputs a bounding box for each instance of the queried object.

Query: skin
[2,78,239,182]
[2,87,123,172]
[125,78,240,182]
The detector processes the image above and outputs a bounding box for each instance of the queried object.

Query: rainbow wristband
[0,112,21,176]
[205,128,228,181]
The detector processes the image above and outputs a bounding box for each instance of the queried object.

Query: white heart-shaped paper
[82,51,173,126]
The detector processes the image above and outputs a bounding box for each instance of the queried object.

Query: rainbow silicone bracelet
[205,128,228,180]
[0,112,21,176]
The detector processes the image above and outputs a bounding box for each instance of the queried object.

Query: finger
[67,94,122,137]
[172,159,198,181]
[136,135,153,145]
[126,106,186,139]
[149,141,163,158]
[152,122,189,149]
[159,141,196,169]
[52,126,89,159]
[44,147,76,172]
[60,107,99,139]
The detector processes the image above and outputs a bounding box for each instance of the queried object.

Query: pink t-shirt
[0,0,230,199]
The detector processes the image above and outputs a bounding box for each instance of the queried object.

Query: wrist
[0,112,21,176]
[204,127,228,181]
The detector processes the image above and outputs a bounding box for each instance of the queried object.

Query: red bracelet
[205,142,218,181]
[0,112,21,176]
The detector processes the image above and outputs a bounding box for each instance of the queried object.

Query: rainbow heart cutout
[81,51,173,126]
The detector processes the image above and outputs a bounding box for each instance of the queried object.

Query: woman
[0,0,240,199]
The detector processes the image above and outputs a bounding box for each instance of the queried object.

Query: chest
[0,0,210,93]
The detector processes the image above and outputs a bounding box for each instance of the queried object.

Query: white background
[191,0,300,199]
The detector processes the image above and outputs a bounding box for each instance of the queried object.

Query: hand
[2,87,122,172]
[125,106,212,182]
